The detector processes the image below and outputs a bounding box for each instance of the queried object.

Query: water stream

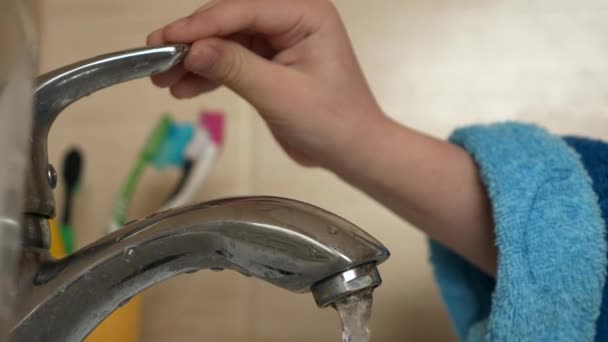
[332,289,374,342]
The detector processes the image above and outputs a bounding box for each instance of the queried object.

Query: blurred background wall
[40,0,608,341]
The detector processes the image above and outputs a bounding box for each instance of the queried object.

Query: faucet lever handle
[27,45,189,218]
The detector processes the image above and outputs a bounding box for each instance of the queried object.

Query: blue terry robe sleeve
[429,122,607,341]
[563,136,608,342]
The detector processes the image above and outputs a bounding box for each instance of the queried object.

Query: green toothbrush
[108,114,172,233]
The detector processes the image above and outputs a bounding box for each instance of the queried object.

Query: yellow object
[48,218,65,258]
[86,295,142,342]
[48,219,143,342]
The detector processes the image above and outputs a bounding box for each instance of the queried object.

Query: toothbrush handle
[162,147,218,211]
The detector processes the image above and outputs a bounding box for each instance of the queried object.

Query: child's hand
[147,0,386,167]
[149,0,498,276]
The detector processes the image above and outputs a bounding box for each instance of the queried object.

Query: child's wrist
[328,113,408,185]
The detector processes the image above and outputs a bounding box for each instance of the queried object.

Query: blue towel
[430,122,607,341]
[563,136,608,342]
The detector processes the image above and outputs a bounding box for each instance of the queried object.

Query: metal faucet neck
[26,45,188,218]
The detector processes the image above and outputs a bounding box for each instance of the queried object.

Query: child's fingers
[147,28,187,88]
[169,73,220,99]
[193,0,224,14]
[146,28,165,46]
[150,64,187,88]
[163,0,320,49]
[182,37,305,114]
[228,33,276,59]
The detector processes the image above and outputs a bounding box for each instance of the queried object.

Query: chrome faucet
[9,45,390,341]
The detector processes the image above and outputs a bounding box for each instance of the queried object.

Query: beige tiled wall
[41,0,608,341]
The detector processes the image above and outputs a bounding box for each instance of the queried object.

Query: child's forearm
[331,116,497,276]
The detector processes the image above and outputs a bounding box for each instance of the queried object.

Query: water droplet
[216,248,233,258]
[328,225,338,235]
[122,248,135,262]
[118,297,132,308]
[239,271,252,277]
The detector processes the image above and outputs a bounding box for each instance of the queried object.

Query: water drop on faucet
[122,248,135,262]
[328,225,338,235]
[118,297,132,308]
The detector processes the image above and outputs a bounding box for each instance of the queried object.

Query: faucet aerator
[312,263,382,308]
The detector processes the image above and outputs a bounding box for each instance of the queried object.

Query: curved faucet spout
[11,196,389,342]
